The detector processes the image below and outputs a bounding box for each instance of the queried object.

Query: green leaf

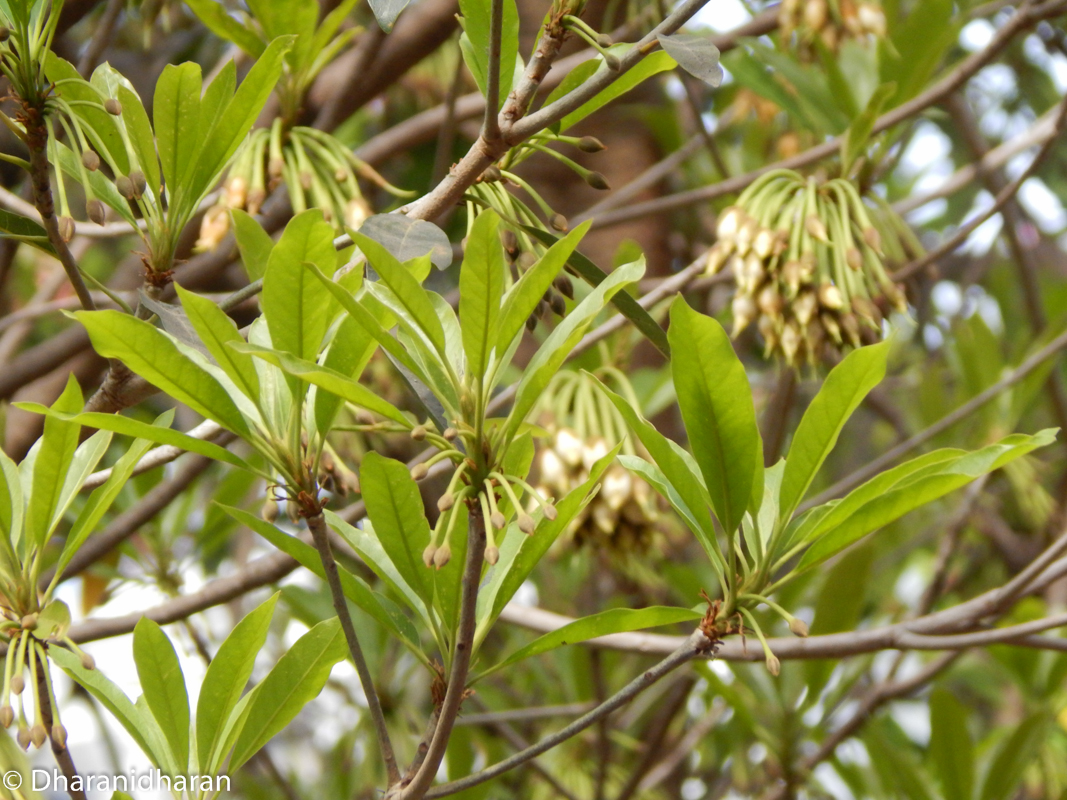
[197,594,278,772]
[54,425,159,581]
[668,297,759,535]
[51,647,177,774]
[522,227,669,357]
[779,340,889,521]
[497,223,588,355]
[231,209,274,281]
[191,36,294,200]
[367,0,410,30]
[133,618,190,771]
[15,405,254,473]
[232,341,409,427]
[221,505,426,662]
[153,62,202,198]
[262,210,340,364]
[0,208,55,255]
[117,85,161,204]
[313,312,377,436]
[45,53,129,175]
[458,0,520,106]
[556,48,676,132]
[25,375,82,551]
[592,378,721,572]
[505,259,644,442]
[184,0,266,56]
[656,33,722,86]
[799,430,1058,569]
[73,309,252,437]
[978,713,1048,800]
[929,688,974,800]
[359,215,452,269]
[459,210,504,381]
[482,606,700,678]
[352,230,448,360]
[229,617,347,770]
[359,452,433,605]
[175,284,260,402]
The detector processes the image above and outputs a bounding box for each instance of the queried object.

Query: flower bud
[225,175,247,208]
[444,427,458,440]
[765,654,781,676]
[788,617,809,637]
[20,614,36,631]
[52,724,67,749]
[438,493,455,513]
[261,498,279,523]
[130,170,147,197]
[753,228,776,259]
[501,229,519,255]
[584,171,611,191]
[846,247,863,271]
[433,542,452,569]
[491,510,506,530]
[269,157,285,179]
[86,199,106,225]
[863,226,882,253]
[596,33,613,48]
[115,175,136,199]
[79,651,96,670]
[550,213,569,232]
[355,410,375,425]
[17,726,30,750]
[857,2,886,36]
[549,291,566,316]
[543,503,558,521]
[0,706,13,728]
[555,429,583,467]
[81,149,100,171]
[554,274,574,299]
[716,207,743,241]
[805,214,829,242]
[578,136,606,152]
[423,543,437,568]
[104,98,122,115]
[411,463,428,481]
[10,674,23,695]
[0,27,9,42]
[58,216,75,243]
[484,545,499,565]
[818,283,844,310]
[731,294,757,336]
[602,51,621,71]
[482,165,502,183]
[518,514,535,534]
[247,187,266,215]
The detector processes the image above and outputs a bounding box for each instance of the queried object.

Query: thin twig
[36,651,87,800]
[307,511,401,786]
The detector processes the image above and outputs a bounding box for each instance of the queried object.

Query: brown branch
[36,651,88,800]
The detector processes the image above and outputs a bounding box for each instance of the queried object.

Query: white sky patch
[690,0,752,33]
[1018,177,1067,232]
[893,700,932,746]
[813,762,856,799]
[1024,32,1067,93]
[960,19,995,52]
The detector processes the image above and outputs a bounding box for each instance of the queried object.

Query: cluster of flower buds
[0,603,91,752]
[779,0,887,54]
[706,169,915,365]
[532,370,664,560]
[197,122,409,250]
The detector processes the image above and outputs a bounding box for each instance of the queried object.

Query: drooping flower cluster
[706,170,915,365]
[779,0,886,54]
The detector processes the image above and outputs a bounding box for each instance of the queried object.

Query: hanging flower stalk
[706,169,917,366]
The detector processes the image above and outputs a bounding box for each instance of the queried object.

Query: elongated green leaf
[133,619,190,771]
[232,341,409,427]
[51,647,177,774]
[505,260,643,442]
[457,0,519,105]
[360,452,433,604]
[229,617,347,770]
[799,430,1057,568]
[184,0,266,56]
[523,226,668,357]
[176,284,260,401]
[191,36,293,201]
[314,313,376,436]
[551,48,677,132]
[780,340,889,520]
[262,210,339,364]
[154,62,201,196]
[0,451,23,581]
[595,381,722,574]
[929,688,974,800]
[15,405,253,472]
[482,606,700,678]
[221,505,426,661]
[352,231,447,359]
[45,53,129,175]
[0,208,55,255]
[232,209,274,281]
[73,309,251,437]
[497,223,588,355]
[668,298,759,535]
[978,713,1048,800]
[54,426,158,581]
[197,594,278,770]
[117,86,161,204]
[25,376,82,551]
[459,210,504,382]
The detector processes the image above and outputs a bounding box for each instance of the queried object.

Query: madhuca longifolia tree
[1,0,1067,797]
